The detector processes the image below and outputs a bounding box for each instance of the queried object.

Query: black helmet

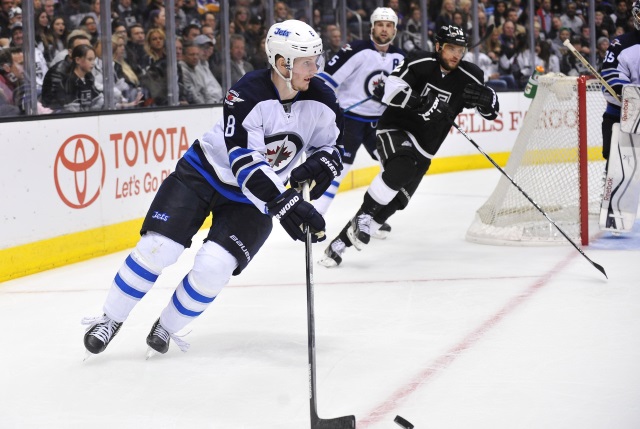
[434,25,467,47]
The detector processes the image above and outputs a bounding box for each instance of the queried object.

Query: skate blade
[145,347,158,360]
[317,256,338,268]
[346,228,366,251]
[83,350,94,362]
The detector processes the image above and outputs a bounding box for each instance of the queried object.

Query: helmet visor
[442,43,467,56]
[292,54,325,75]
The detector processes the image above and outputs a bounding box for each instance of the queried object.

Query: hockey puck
[394,415,414,429]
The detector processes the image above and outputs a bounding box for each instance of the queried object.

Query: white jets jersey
[184,69,343,214]
[317,39,404,120]
[600,30,640,116]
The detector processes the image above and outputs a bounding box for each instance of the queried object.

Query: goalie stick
[302,181,356,429]
[342,27,494,115]
[563,39,620,103]
[452,123,608,279]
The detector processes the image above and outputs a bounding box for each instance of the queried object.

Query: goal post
[466,74,607,246]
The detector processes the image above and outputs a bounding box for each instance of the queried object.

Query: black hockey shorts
[141,157,272,275]
[341,116,379,165]
[602,113,619,161]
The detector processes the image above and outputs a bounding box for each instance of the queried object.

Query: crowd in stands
[0,0,636,115]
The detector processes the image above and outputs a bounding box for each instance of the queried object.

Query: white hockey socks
[103,232,184,322]
[313,164,351,215]
[159,241,238,334]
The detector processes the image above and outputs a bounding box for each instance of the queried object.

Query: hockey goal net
[466,74,607,246]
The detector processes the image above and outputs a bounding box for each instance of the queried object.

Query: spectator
[141,27,165,71]
[232,5,250,35]
[35,9,56,64]
[595,36,609,70]
[195,32,219,75]
[499,32,528,88]
[249,35,268,70]
[8,6,21,29]
[550,26,571,58]
[143,0,164,26]
[386,0,404,29]
[0,46,23,115]
[505,7,526,36]
[435,0,456,30]
[484,25,502,58]
[547,15,563,40]
[89,0,101,29]
[43,0,56,22]
[536,39,560,73]
[499,19,517,58]
[228,33,253,86]
[560,35,590,76]
[179,40,222,104]
[561,2,584,35]
[125,23,145,77]
[79,15,99,45]
[115,0,143,29]
[61,0,91,30]
[595,10,616,39]
[489,0,507,28]
[9,22,22,47]
[146,7,166,32]
[243,15,263,60]
[181,23,201,42]
[59,44,103,112]
[174,0,188,35]
[323,26,342,62]
[536,0,553,36]
[112,34,143,107]
[182,0,199,26]
[0,0,12,40]
[611,0,631,30]
[400,7,431,53]
[274,1,292,23]
[463,50,517,91]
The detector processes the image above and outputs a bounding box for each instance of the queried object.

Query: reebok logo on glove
[274,193,300,220]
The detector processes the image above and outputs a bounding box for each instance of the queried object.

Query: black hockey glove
[371,81,385,102]
[267,188,326,242]
[289,151,343,200]
[414,91,454,123]
[462,82,497,111]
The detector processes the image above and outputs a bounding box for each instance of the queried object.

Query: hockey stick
[563,39,621,103]
[452,123,608,279]
[302,181,356,429]
[394,415,415,429]
[468,24,495,50]
[344,95,374,112]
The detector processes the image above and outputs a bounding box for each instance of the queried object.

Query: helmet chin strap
[273,59,294,91]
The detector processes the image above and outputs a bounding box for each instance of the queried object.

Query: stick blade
[593,261,608,279]
[394,415,414,429]
[313,415,356,429]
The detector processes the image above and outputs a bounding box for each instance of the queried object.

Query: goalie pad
[599,122,640,233]
[620,84,640,134]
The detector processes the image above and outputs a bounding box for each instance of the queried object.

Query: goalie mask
[633,0,640,30]
[265,20,324,88]
[370,7,398,46]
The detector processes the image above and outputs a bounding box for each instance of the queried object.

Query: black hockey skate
[347,211,373,250]
[372,222,392,240]
[146,318,171,355]
[145,318,190,359]
[318,237,347,267]
[83,314,122,355]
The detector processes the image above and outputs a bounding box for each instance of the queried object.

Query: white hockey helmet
[265,20,323,71]
[370,7,398,28]
[633,0,640,30]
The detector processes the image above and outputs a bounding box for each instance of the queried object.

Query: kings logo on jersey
[421,83,452,103]
[264,133,304,171]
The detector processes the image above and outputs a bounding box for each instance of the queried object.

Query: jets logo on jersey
[365,70,389,96]
[225,90,244,107]
[610,39,621,47]
[264,133,304,171]
[421,83,452,103]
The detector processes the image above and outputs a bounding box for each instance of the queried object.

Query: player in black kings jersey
[319,25,500,268]
[82,20,344,357]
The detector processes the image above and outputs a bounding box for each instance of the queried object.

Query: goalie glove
[414,91,454,123]
[267,188,326,242]
[289,150,343,200]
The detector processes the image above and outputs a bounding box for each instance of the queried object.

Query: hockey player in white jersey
[599,1,640,232]
[82,20,344,357]
[315,7,404,239]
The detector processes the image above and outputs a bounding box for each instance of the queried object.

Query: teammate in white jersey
[82,20,344,357]
[315,7,404,233]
